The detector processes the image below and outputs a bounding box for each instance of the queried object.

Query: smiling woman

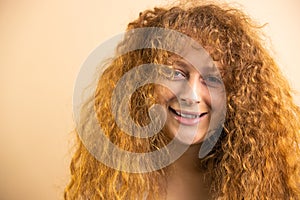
[155,45,226,145]
[64,1,300,199]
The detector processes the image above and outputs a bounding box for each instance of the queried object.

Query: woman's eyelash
[173,70,186,77]
[204,75,222,82]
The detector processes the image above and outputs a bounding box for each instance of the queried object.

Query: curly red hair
[65,1,300,199]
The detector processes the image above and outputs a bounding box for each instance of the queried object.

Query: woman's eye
[172,70,186,80]
[203,75,222,87]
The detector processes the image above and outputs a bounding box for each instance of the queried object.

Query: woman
[65,1,300,199]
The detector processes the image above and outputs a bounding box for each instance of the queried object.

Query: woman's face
[155,44,225,145]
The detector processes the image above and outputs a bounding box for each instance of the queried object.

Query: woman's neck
[172,144,202,173]
[165,144,209,200]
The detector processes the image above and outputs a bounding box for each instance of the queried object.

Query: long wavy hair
[65,1,300,199]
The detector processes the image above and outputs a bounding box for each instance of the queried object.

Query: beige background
[0,0,299,199]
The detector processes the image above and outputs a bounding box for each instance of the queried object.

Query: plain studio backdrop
[0,0,299,199]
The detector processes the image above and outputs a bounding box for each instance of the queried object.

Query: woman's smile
[168,106,209,126]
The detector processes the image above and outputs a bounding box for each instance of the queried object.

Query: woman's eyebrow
[172,59,189,67]
[168,55,221,74]
[179,59,219,74]
[199,65,220,74]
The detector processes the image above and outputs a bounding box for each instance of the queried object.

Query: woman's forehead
[167,44,220,74]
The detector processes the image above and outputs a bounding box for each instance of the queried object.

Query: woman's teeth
[177,111,199,119]
[170,107,206,119]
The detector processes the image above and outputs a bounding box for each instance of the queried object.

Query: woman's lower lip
[171,111,207,126]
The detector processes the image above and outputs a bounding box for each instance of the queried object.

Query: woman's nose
[179,75,205,105]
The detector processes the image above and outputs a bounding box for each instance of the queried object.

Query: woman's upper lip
[168,106,208,116]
